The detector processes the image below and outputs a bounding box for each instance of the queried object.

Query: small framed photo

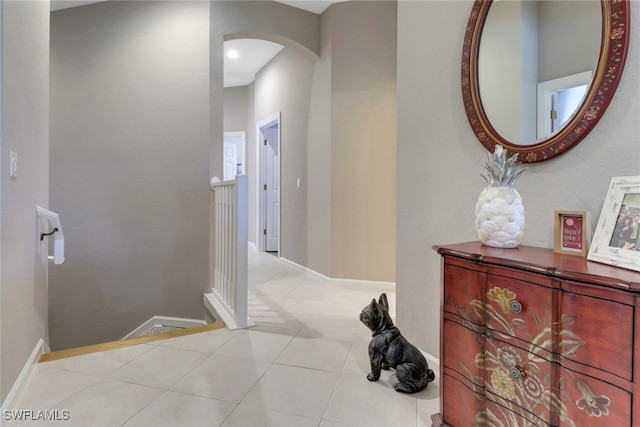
[587,176,640,272]
[554,210,588,256]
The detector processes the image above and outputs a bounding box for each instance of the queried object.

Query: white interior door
[264,125,279,252]
[223,142,237,181]
[256,113,281,254]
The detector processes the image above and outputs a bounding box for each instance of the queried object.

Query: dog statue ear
[370,298,378,309]
[378,293,389,309]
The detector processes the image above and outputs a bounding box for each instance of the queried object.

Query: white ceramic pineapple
[475,145,526,248]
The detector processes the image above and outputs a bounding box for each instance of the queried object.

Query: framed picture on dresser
[554,210,588,256]
[588,176,640,272]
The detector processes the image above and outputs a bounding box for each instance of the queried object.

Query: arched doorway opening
[222,33,318,257]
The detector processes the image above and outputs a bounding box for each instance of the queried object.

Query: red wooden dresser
[431,242,640,427]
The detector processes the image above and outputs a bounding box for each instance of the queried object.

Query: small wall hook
[40,227,59,241]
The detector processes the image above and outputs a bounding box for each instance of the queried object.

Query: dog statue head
[359,293,394,335]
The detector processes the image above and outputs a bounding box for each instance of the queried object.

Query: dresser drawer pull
[510,300,523,314]
[508,367,524,380]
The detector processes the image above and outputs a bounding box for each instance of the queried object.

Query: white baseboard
[1,339,49,415]
[423,351,440,376]
[278,257,396,290]
[249,246,430,373]
[122,316,207,340]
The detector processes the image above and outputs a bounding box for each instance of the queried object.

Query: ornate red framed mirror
[462,0,630,163]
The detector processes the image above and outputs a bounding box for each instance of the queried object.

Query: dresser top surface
[434,241,640,291]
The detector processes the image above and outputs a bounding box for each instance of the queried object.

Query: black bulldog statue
[359,293,435,393]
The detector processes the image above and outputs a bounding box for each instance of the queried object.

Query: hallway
[9,247,439,426]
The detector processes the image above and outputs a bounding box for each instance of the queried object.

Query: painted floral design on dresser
[456,286,611,427]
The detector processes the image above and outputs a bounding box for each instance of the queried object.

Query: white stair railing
[205,175,252,329]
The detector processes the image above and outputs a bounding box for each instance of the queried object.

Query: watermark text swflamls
[3,409,70,421]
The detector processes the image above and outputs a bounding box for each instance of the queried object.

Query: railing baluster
[207,175,249,329]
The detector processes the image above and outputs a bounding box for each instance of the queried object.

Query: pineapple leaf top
[480,145,525,187]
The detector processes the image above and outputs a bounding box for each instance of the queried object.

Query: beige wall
[49,1,210,350]
[327,1,397,282]
[397,1,640,356]
[0,1,50,399]
[304,8,334,277]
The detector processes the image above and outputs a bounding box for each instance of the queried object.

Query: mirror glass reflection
[478,0,601,146]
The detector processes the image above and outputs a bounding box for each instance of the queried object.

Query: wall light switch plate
[9,151,18,178]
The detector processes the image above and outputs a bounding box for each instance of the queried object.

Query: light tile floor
[9,248,440,427]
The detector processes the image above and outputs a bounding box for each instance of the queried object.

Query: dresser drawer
[441,373,484,427]
[443,260,485,326]
[558,368,631,427]
[485,275,553,350]
[559,287,633,381]
[485,336,553,425]
[484,400,550,427]
[443,317,483,387]
[435,243,640,427]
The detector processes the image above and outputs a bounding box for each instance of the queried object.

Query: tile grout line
[319,336,359,425]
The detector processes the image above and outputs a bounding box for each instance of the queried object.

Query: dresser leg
[431,413,449,427]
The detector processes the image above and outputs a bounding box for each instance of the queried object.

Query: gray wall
[223,1,397,282]
[49,1,210,350]
[538,1,601,82]
[210,0,321,184]
[2,0,632,392]
[253,48,315,265]
[48,0,322,350]
[397,0,640,356]
[210,1,321,293]
[0,1,50,400]
[223,86,249,132]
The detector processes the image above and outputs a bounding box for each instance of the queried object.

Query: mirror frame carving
[462,0,630,163]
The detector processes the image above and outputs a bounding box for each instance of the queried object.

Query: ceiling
[50,0,346,87]
[275,0,347,14]
[50,0,343,14]
[224,38,285,88]
[50,0,107,11]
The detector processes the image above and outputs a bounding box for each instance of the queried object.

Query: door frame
[536,70,592,139]
[256,112,281,254]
